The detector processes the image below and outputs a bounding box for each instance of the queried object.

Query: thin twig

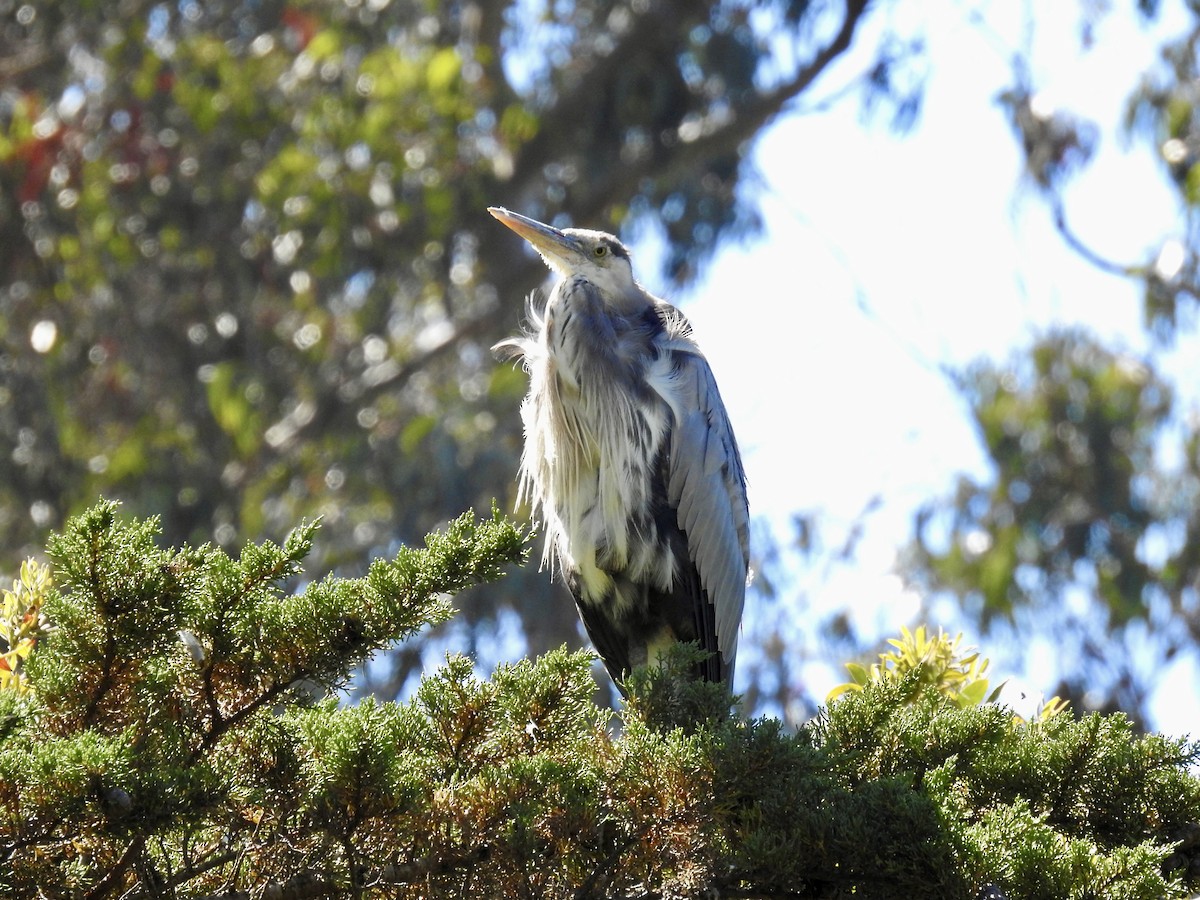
[1052,200,1138,278]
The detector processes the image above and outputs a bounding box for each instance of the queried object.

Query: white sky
[665,2,1200,733]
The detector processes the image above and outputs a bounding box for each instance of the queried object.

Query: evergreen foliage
[2,502,1198,898]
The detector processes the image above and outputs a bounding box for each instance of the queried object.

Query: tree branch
[83,835,146,900]
[193,846,492,900]
[1052,200,1139,278]
[641,0,873,194]
[564,0,874,225]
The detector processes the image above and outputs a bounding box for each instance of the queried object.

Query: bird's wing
[655,339,749,677]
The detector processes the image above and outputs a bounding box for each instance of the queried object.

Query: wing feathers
[660,344,749,679]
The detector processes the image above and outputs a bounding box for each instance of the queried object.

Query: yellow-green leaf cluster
[829,625,1066,723]
[0,560,53,695]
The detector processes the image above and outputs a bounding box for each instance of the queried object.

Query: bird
[489,206,749,691]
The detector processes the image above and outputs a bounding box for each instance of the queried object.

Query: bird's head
[488,207,639,305]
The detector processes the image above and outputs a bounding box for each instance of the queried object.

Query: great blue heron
[490,207,749,691]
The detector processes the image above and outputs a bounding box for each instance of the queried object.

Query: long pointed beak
[488,207,582,272]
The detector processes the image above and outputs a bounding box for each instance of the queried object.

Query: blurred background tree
[5,0,1200,727]
[900,3,1200,730]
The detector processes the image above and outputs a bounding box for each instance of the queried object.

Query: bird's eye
[594,245,608,258]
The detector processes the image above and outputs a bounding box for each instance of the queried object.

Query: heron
[490,207,749,691]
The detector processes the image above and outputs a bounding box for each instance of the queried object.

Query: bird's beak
[488,207,583,274]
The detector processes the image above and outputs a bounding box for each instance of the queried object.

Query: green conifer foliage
[1,502,1197,898]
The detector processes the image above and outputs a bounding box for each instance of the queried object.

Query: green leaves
[203,362,264,457]
[905,330,1188,718]
[0,560,53,694]
[917,332,1168,625]
[817,680,1200,900]
[21,499,525,738]
[291,698,429,827]
[4,503,1198,898]
[1,500,530,896]
[829,625,1013,713]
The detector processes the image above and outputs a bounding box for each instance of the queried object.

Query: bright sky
[664,3,1200,733]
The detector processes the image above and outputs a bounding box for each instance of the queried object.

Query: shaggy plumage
[491,208,748,689]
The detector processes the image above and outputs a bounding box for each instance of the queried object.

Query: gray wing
[661,345,749,680]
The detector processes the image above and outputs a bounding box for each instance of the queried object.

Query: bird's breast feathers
[518,296,681,612]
